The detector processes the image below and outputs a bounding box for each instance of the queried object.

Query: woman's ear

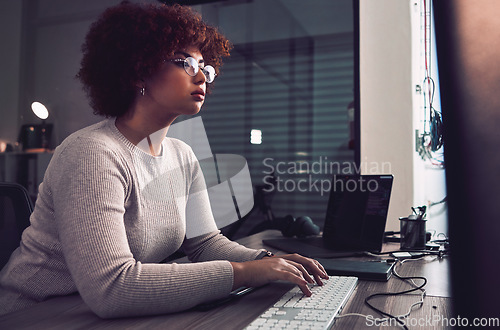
[135,79,145,89]
[136,79,146,96]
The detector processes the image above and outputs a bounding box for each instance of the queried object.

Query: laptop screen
[323,175,393,252]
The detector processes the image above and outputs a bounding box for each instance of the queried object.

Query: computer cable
[335,312,373,324]
[429,196,447,208]
[336,258,431,328]
[366,234,450,259]
[390,255,439,314]
[423,0,444,156]
[436,232,448,240]
[392,258,429,315]
[364,249,444,259]
[363,260,428,330]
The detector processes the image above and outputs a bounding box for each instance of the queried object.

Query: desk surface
[0,230,451,329]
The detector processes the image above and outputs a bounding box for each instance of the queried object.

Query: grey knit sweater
[0,119,262,318]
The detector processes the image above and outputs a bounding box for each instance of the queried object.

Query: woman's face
[141,47,208,122]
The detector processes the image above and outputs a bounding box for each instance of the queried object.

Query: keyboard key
[244,276,357,329]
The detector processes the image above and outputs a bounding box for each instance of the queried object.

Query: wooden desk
[0,230,451,329]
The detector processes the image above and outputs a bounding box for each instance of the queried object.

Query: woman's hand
[230,254,329,296]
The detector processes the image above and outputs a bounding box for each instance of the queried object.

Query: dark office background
[178,1,356,233]
[1,0,357,234]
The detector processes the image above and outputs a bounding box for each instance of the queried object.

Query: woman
[0,2,327,318]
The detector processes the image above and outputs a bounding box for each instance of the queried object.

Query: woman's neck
[115,114,171,156]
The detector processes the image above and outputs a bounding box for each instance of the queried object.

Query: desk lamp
[19,102,52,151]
[30,101,50,150]
[31,101,49,121]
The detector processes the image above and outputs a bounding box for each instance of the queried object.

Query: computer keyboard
[245,276,358,330]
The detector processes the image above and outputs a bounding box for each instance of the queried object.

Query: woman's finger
[275,263,312,296]
[280,254,329,280]
[314,259,328,277]
[286,260,315,284]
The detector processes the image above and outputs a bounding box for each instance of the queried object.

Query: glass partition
[173,0,358,234]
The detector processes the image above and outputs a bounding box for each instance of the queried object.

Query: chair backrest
[0,182,33,269]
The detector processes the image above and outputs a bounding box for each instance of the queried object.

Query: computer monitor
[434,0,500,320]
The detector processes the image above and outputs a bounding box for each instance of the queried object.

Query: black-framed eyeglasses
[168,57,217,83]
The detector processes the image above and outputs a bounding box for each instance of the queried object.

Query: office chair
[0,182,33,269]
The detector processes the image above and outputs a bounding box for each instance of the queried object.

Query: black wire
[422,78,430,134]
[430,108,443,151]
[420,1,445,157]
[366,249,441,257]
[364,263,428,330]
[429,196,447,207]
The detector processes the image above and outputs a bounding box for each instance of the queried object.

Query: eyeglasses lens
[184,57,198,76]
[179,57,216,83]
[203,66,216,83]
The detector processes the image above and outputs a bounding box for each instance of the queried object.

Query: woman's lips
[191,89,205,101]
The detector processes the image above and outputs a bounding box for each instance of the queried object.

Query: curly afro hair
[77,1,232,117]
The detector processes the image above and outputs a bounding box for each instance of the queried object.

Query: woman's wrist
[229,261,246,290]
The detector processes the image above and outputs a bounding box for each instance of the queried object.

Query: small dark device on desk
[315,258,394,281]
[399,206,427,250]
[263,174,394,258]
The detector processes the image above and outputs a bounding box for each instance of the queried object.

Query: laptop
[263,174,394,258]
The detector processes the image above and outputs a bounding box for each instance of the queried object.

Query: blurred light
[31,101,49,120]
[250,129,262,144]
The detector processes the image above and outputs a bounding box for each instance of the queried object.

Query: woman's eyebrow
[174,51,205,63]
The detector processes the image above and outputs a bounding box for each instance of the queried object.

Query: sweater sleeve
[49,137,234,318]
[183,231,265,262]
